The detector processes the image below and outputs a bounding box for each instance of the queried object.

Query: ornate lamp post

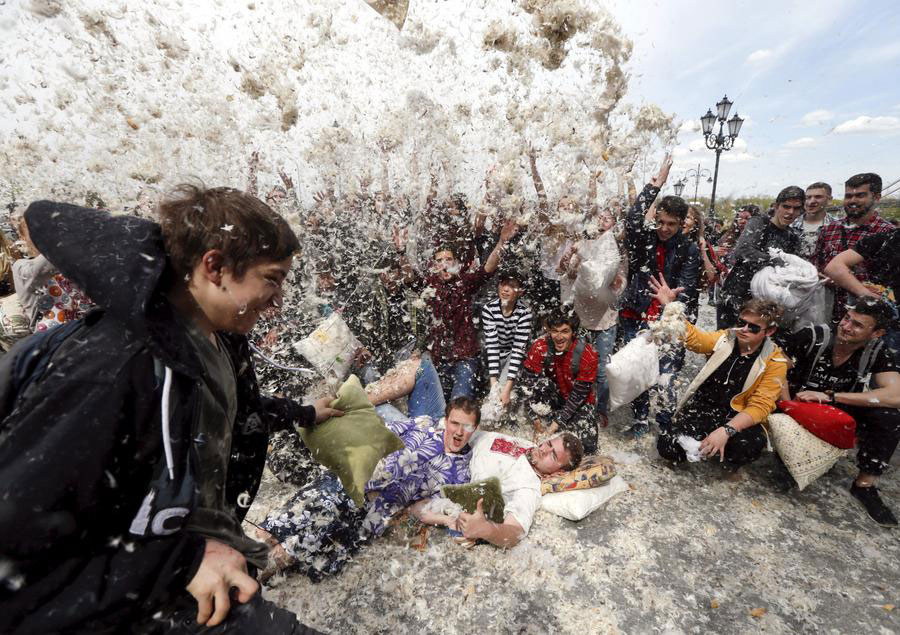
[673,179,686,197]
[680,163,713,203]
[701,95,744,214]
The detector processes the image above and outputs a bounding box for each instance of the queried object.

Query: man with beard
[814,173,894,324]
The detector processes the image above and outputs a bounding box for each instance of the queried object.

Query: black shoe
[850,483,898,527]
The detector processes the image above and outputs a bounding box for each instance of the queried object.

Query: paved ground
[248,303,900,634]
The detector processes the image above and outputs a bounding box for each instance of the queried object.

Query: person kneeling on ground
[775,298,900,526]
[417,430,583,548]
[0,187,336,634]
[518,308,600,454]
[650,275,789,479]
[256,356,478,581]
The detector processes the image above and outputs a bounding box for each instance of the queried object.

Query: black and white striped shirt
[481,297,533,380]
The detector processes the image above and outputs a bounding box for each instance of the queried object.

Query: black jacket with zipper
[0,201,315,633]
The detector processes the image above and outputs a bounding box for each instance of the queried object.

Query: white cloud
[800,109,833,126]
[833,115,900,134]
[722,151,756,164]
[785,137,817,148]
[678,119,700,134]
[746,49,773,63]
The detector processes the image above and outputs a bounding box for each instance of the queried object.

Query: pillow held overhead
[299,375,404,507]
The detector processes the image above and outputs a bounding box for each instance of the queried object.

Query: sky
[606,0,900,199]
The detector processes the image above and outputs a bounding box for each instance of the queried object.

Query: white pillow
[293,312,361,380]
[540,475,629,521]
[606,333,659,412]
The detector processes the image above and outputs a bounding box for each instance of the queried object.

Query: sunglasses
[736,319,764,334]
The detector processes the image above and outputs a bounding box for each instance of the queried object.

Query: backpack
[542,336,587,380]
[0,318,87,424]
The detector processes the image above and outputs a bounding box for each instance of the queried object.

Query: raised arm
[483,219,519,274]
[587,166,602,217]
[246,151,259,196]
[527,144,550,221]
[730,216,777,266]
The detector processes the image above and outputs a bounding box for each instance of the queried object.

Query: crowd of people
[0,150,898,633]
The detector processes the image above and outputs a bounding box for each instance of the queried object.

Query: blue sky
[608,0,900,198]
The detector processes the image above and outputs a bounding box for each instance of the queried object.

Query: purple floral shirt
[362,416,471,535]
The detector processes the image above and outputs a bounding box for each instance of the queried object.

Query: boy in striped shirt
[481,271,533,406]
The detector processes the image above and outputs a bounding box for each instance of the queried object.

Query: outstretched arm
[246,151,259,196]
[823,249,879,299]
[527,144,550,222]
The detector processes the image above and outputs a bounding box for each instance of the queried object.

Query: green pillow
[299,375,404,507]
[442,478,506,524]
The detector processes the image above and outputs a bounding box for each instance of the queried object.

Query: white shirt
[469,431,541,535]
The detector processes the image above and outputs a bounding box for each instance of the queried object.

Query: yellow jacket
[677,322,789,424]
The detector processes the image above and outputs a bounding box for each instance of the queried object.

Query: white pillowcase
[540,475,629,521]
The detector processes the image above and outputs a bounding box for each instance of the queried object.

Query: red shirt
[425,266,491,362]
[523,337,598,404]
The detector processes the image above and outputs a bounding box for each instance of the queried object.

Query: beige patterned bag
[765,413,846,491]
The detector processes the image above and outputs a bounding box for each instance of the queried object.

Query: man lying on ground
[415,430,584,548]
[649,275,789,480]
[774,298,900,526]
[256,356,478,581]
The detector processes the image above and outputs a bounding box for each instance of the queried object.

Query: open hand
[648,273,683,305]
[457,498,491,540]
[650,153,673,188]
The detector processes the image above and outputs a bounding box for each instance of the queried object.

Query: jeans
[620,317,684,430]
[436,357,480,401]
[375,356,447,424]
[589,325,617,416]
[657,413,767,468]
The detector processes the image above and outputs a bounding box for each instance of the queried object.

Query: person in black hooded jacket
[0,185,339,634]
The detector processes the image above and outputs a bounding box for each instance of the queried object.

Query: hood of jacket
[24,200,201,378]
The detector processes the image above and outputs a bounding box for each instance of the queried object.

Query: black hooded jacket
[0,201,315,633]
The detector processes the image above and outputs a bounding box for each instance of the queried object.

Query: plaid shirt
[813,212,895,316]
[425,266,492,362]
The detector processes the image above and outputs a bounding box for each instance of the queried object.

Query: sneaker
[623,421,650,439]
[850,483,898,527]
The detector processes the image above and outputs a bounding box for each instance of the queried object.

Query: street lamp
[673,179,685,197]
[680,163,713,203]
[701,94,744,215]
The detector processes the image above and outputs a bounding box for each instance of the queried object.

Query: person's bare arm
[798,371,900,409]
[587,166,602,217]
[246,151,259,196]
[823,249,879,299]
[527,144,549,221]
[277,168,301,208]
[457,499,526,548]
[484,219,519,274]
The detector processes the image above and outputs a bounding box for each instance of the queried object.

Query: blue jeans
[375,357,447,424]
[620,317,685,430]
[436,357,480,401]
[589,325,617,416]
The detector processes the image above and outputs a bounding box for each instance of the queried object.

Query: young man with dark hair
[791,182,837,261]
[619,155,700,438]
[718,185,803,329]
[0,186,337,633]
[397,220,519,401]
[650,279,789,478]
[775,298,900,526]
[481,271,533,407]
[519,308,599,453]
[448,430,584,548]
[814,172,894,324]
